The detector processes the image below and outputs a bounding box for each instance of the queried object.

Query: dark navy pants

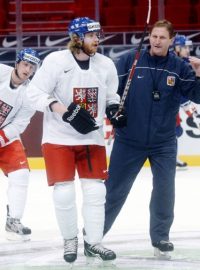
[104,139,176,244]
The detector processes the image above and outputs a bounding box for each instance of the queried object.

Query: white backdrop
[103,104,200,157]
[178,104,200,155]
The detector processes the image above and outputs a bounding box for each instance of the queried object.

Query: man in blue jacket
[104,20,200,259]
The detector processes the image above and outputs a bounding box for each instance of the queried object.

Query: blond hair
[67,34,83,54]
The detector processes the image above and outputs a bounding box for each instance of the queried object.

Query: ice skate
[63,237,78,266]
[153,240,174,260]
[84,240,116,266]
[176,158,188,170]
[5,205,31,241]
[5,217,31,241]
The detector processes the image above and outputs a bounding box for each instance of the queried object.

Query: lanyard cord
[147,55,169,91]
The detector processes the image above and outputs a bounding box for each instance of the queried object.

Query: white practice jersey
[0,64,35,145]
[27,49,120,146]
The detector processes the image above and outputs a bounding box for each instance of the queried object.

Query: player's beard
[82,43,98,56]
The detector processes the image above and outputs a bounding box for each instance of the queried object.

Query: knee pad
[53,181,78,239]
[81,179,106,244]
[81,179,106,205]
[8,169,29,187]
[7,169,30,219]
[53,181,76,210]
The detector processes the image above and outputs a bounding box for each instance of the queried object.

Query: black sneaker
[152,240,174,259]
[176,159,188,170]
[84,241,116,261]
[152,240,174,252]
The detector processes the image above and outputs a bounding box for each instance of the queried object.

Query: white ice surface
[0,167,200,269]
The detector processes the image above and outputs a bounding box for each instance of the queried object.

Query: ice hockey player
[173,34,200,169]
[25,17,124,265]
[0,48,40,241]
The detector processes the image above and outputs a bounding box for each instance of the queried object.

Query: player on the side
[173,34,200,169]
[0,48,40,241]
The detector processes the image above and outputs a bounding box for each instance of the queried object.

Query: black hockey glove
[106,104,119,120]
[106,104,127,128]
[62,102,99,134]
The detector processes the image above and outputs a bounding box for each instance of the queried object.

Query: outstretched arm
[188,56,200,77]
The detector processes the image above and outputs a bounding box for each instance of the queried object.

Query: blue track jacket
[115,49,200,147]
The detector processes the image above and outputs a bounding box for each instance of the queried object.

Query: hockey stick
[107,0,152,145]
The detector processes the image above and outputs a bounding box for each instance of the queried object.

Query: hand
[0,130,9,147]
[110,112,127,128]
[106,104,119,120]
[181,100,197,117]
[188,56,200,77]
[62,102,99,134]
[106,104,127,128]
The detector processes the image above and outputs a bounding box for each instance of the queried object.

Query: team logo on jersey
[167,76,175,86]
[0,100,13,127]
[73,87,98,118]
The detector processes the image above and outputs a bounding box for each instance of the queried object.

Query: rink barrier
[28,155,200,169]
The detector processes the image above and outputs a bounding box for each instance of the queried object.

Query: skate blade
[65,262,74,269]
[85,256,95,265]
[101,260,116,268]
[154,247,171,260]
[6,231,31,242]
[85,256,116,268]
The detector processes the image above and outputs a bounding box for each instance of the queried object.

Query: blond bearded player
[26,17,126,265]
